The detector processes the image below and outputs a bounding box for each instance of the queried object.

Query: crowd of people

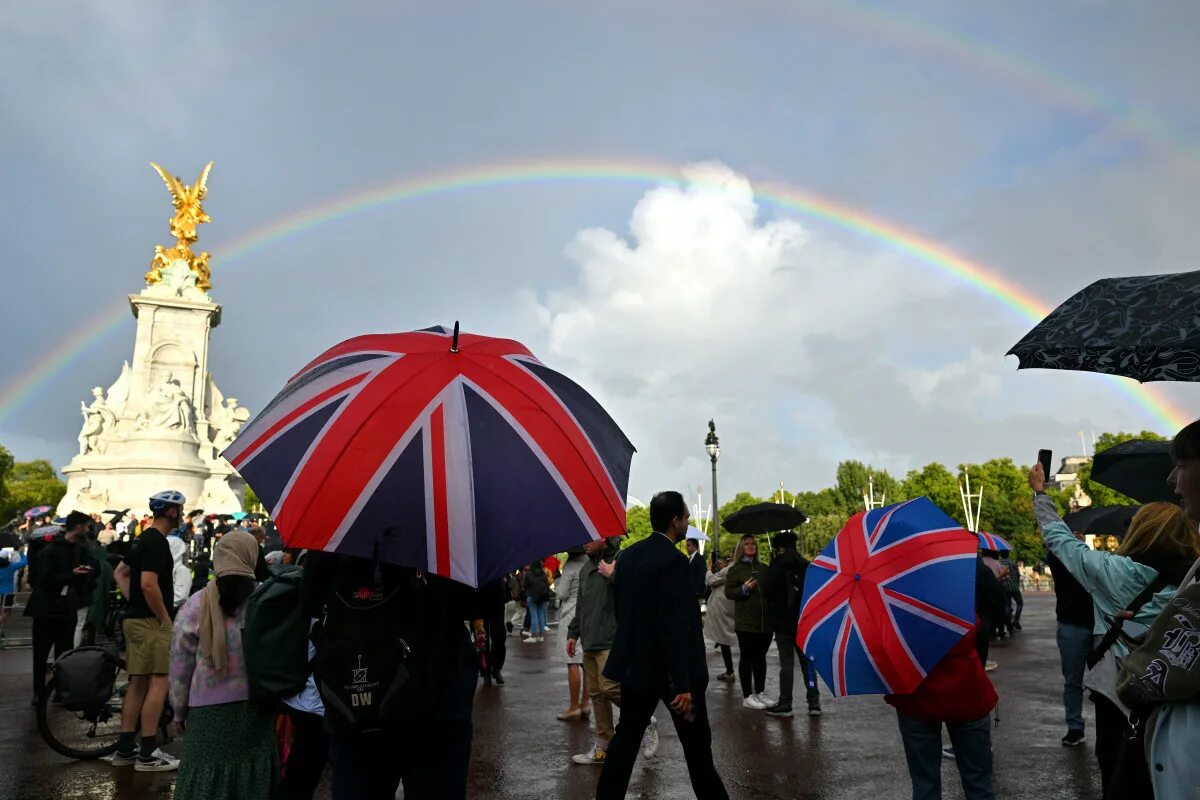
[3,419,1200,799]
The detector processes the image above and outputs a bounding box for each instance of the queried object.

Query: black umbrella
[1091,439,1178,504]
[1007,270,1200,382]
[722,502,807,534]
[1062,505,1141,538]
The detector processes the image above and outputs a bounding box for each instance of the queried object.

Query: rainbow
[0,156,1190,435]
[807,3,1198,176]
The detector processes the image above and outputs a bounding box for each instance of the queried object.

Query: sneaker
[716,672,736,683]
[522,636,539,645]
[742,695,767,710]
[108,751,138,767]
[941,746,955,760]
[808,703,823,717]
[134,749,179,772]
[537,636,545,642]
[765,702,793,717]
[1013,620,1023,631]
[572,747,606,765]
[984,660,998,672]
[641,717,659,758]
[1062,729,1086,747]
[493,671,505,685]
[755,693,776,707]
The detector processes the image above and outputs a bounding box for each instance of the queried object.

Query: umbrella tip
[450,321,460,353]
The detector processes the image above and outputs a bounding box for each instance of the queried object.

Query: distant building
[1047,456,1093,510]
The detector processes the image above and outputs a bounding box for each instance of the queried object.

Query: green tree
[899,462,964,523]
[792,488,844,518]
[244,484,264,513]
[2,460,66,520]
[832,461,900,517]
[622,504,652,548]
[800,513,845,559]
[0,445,13,521]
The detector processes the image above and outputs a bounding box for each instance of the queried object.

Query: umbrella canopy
[1007,270,1200,383]
[1091,439,1177,504]
[23,505,52,519]
[976,531,1011,552]
[223,324,635,588]
[796,497,978,697]
[685,525,710,542]
[722,502,807,534]
[1062,505,1141,538]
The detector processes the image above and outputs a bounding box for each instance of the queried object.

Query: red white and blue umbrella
[796,497,979,696]
[223,324,635,587]
[23,505,52,519]
[976,531,1012,552]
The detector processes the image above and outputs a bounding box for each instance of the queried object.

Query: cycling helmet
[149,489,186,513]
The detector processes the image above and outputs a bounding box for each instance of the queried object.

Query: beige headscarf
[198,529,259,674]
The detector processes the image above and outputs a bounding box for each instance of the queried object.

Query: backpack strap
[1087,573,1170,669]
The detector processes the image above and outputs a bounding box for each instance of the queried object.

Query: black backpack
[243,564,309,703]
[311,562,450,735]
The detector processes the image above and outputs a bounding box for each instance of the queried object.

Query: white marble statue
[78,387,116,455]
[140,373,197,434]
[211,397,251,453]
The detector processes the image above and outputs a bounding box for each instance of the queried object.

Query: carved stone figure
[211,397,251,453]
[76,479,109,507]
[78,387,116,455]
[140,373,196,434]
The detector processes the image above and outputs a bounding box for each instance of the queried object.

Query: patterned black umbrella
[1007,270,1200,382]
[1090,439,1177,504]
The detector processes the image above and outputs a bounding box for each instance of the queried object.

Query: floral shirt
[168,589,250,721]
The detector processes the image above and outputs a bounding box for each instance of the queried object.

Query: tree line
[626,430,1166,565]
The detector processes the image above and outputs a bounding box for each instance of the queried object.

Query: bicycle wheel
[36,676,124,759]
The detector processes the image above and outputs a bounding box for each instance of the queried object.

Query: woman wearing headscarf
[1029,458,1200,797]
[168,529,277,799]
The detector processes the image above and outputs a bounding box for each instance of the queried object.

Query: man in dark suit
[685,537,707,600]
[597,491,729,800]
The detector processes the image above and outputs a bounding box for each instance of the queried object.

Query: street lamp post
[705,420,720,562]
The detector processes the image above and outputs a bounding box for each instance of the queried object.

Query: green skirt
[174,701,279,800]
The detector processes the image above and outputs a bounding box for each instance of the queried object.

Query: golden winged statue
[145,161,214,291]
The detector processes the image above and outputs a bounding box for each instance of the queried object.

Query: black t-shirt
[1046,552,1095,628]
[126,529,174,619]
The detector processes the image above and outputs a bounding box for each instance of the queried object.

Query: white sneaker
[522,636,539,644]
[641,717,659,758]
[742,695,767,710]
[572,745,607,765]
[134,748,179,772]
[756,693,776,707]
[984,660,998,672]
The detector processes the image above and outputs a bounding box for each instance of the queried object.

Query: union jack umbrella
[222,324,635,587]
[976,531,1011,552]
[796,497,979,696]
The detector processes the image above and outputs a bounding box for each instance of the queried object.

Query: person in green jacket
[1030,462,1199,795]
[724,534,773,710]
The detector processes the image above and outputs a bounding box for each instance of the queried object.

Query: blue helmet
[148,489,186,514]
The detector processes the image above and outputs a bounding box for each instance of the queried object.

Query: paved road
[1,593,1101,799]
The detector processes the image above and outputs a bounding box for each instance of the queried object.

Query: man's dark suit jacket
[603,532,708,696]
[687,551,707,599]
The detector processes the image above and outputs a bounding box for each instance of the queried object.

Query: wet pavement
[2,593,1101,799]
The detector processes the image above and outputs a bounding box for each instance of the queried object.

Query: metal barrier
[0,591,34,648]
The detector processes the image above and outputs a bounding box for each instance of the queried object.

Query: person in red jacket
[886,625,997,800]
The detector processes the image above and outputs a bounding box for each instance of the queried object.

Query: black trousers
[975,615,992,665]
[279,707,328,800]
[32,616,75,697]
[596,686,729,800]
[775,629,820,705]
[483,605,506,676]
[327,717,473,800]
[1092,692,1127,796]
[735,631,773,698]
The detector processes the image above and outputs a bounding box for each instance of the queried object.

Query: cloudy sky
[3,2,1199,503]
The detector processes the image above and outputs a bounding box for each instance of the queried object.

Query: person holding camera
[725,534,773,710]
[24,510,96,704]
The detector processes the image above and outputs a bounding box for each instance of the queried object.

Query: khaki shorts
[123,617,172,676]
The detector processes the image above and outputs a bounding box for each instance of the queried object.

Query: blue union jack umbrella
[222,324,635,587]
[976,531,1012,552]
[796,497,979,696]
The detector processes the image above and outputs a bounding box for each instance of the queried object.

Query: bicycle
[37,648,173,760]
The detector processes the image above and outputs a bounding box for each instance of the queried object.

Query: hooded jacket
[566,543,620,652]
